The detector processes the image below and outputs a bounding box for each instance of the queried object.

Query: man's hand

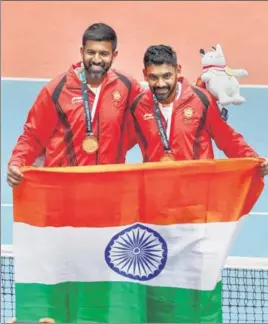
[260,158,268,177]
[39,318,55,323]
[7,165,23,187]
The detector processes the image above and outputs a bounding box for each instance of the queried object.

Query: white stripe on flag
[14,220,243,290]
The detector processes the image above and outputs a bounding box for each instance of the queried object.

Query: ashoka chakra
[104,223,168,281]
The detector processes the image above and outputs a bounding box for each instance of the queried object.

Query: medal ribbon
[153,85,181,153]
[80,70,101,137]
[153,99,171,153]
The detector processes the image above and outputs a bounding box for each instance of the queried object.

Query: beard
[83,60,111,80]
[152,86,171,101]
[152,82,177,102]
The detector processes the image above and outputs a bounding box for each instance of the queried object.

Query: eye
[100,51,110,57]
[163,73,172,80]
[148,75,157,81]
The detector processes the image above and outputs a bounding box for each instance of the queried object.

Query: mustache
[84,62,106,71]
[91,62,105,67]
[153,86,171,91]
[89,62,105,68]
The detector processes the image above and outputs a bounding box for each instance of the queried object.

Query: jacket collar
[65,62,119,89]
[140,77,194,109]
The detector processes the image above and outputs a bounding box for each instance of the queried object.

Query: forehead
[145,63,176,76]
[84,40,113,52]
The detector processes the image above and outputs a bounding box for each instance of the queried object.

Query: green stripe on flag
[16,281,222,323]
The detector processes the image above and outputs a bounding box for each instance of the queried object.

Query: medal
[153,85,180,161]
[80,69,102,155]
[82,135,99,154]
[160,152,175,162]
[225,66,235,76]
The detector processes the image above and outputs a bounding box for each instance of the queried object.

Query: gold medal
[225,66,235,76]
[160,152,175,162]
[82,135,99,154]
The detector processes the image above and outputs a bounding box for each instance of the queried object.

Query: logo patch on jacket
[143,113,154,120]
[183,107,194,118]
[71,96,83,104]
[112,90,122,107]
[183,107,195,125]
[112,90,121,101]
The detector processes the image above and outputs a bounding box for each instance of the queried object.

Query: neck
[203,64,226,71]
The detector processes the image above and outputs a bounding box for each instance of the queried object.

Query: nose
[156,78,166,88]
[92,53,102,64]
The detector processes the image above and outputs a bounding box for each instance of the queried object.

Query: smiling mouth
[90,65,104,71]
[155,89,169,93]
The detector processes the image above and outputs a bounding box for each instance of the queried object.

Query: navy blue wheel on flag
[104,223,168,281]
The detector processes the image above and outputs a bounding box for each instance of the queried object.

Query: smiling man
[7,23,143,187]
[131,44,268,175]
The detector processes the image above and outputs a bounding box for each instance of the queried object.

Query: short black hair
[143,45,177,67]
[82,23,117,51]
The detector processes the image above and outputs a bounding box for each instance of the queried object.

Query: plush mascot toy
[199,44,248,107]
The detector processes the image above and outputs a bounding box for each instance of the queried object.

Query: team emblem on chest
[183,107,194,124]
[112,90,121,101]
[112,90,122,107]
[183,107,194,118]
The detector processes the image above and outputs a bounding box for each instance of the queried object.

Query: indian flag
[13,158,264,323]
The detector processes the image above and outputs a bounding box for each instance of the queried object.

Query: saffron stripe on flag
[14,159,264,227]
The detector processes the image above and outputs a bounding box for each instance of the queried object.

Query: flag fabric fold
[13,158,264,323]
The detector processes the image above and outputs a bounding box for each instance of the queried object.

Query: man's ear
[143,68,148,81]
[177,64,182,76]
[112,50,118,63]
[80,46,84,58]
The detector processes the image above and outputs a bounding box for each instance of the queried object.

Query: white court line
[1,203,267,216]
[1,77,268,88]
[1,244,13,256]
[1,77,51,82]
[241,84,268,88]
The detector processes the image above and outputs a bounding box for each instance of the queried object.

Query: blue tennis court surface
[1,79,268,257]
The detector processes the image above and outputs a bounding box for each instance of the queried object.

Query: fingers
[260,159,268,176]
[9,165,23,178]
[260,167,268,176]
[39,318,55,323]
[7,165,23,187]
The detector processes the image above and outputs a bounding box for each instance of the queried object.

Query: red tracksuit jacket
[8,62,142,167]
[131,77,258,162]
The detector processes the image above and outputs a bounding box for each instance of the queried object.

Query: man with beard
[7,23,143,187]
[131,45,268,176]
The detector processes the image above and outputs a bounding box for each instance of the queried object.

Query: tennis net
[1,244,268,323]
